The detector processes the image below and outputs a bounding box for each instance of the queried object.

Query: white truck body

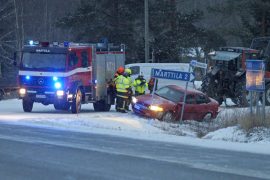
[125,63,194,92]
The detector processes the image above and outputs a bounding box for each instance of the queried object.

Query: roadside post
[150,69,158,106]
[246,60,265,122]
[151,65,196,122]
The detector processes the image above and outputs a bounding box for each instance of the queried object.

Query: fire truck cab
[18,41,125,113]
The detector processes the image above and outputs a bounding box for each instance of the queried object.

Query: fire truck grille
[19,76,60,88]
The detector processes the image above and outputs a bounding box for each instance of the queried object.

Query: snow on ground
[0,99,270,155]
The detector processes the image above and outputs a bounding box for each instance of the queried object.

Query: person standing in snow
[148,77,158,94]
[108,66,125,105]
[115,71,130,113]
[124,68,133,111]
[133,74,148,96]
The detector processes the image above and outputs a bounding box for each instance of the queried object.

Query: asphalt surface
[0,123,269,180]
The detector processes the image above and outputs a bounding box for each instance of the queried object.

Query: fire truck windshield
[21,52,66,71]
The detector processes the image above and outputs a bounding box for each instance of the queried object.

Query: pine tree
[57,0,225,63]
[207,0,270,46]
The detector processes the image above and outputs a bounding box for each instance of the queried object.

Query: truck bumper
[18,87,68,104]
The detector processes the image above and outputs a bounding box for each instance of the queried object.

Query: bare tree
[0,0,16,63]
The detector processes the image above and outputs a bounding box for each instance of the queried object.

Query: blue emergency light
[25,75,31,80]
[64,41,69,47]
[53,76,58,81]
[28,40,39,46]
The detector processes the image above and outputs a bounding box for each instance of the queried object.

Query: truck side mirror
[13,52,17,66]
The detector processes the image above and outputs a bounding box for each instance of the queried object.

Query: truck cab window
[68,52,78,67]
[81,51,89,67]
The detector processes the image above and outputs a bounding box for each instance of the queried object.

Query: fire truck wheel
[22,98,34,112]
[93,100,111,112]
[265,83,270,106]
[71,89,82,114]
[62,102,71,110]
[0,90,4,100]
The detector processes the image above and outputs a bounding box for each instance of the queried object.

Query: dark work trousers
[126,89,133,110]
[107,85,116,105]
[116,91,128,112]
[135,91,145,97]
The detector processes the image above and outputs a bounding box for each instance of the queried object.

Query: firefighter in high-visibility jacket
[124,68,133,111]
[107,66,125,105]
[133,74,148,96]
[115,71,131,113]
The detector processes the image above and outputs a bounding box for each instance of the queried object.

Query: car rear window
[155,86,184,103]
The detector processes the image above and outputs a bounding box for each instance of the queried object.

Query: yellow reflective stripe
[117,89,128,92]
[116,94,128,98]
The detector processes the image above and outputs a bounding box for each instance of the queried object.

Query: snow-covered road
[0,99,270,155]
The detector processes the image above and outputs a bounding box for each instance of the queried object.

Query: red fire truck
[17,41,125,113]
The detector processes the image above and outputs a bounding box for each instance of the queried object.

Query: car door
[182,94,196,120]
[194,94,211,120]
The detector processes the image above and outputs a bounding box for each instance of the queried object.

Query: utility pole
[144,0,149,63]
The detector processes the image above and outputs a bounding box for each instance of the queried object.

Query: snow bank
[0,99,270,155]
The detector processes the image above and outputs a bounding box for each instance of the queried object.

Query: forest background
[0,0,269,66]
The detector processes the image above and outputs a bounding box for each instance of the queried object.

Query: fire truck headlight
[132,97,138,104]
[56,90,64,96]
[54,82,62,89]
[29,40,34,46]
[19,88,26,95]
[149,105,163,112]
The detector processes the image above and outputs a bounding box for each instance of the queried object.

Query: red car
[132,85,219,121]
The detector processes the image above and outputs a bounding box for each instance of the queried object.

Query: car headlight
[132,96,138,104]
[149,105,163,112]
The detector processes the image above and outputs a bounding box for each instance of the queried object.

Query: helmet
[117,66,124,74]
[125,68,132,75]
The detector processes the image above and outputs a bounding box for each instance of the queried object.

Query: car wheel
[202,113,212,121]
[161,111,174,122]
[71,89,82,114]
[22,98,34,112]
